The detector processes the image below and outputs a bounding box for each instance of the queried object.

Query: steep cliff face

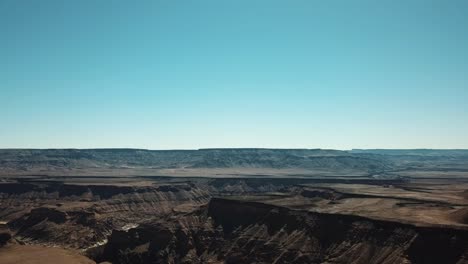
[1,182,210,248]
[95,198,468,264]
[9,207,111,248]
[210,199,468,264]
[2,177,468,263]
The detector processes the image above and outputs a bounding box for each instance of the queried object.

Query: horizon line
[1,147,468,151]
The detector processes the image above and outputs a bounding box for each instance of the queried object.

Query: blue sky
[1,0,468,149]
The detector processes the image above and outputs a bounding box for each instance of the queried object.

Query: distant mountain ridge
[0,148,467,177]
[351,149,468,156]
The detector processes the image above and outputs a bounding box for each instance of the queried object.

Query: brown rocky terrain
[89,198,468,264]
[1,149,468,263]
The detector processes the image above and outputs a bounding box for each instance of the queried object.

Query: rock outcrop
[2,182,210,249]
[94,198,468,264]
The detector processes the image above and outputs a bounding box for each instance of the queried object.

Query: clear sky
[1,0,468,149]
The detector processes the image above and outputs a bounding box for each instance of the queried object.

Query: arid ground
[0,149,467,263]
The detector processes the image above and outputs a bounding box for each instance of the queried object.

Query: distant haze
[1,0,467,149]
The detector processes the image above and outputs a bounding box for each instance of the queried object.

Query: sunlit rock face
[2,183,210,249]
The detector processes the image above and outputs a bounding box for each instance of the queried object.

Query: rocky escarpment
[210,199,468,264]
[0,182,210,248]
[0,148,392,175]
[93,198,468,264]
[8,207,111,248]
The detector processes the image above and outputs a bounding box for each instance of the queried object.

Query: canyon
[0,149,467,263]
